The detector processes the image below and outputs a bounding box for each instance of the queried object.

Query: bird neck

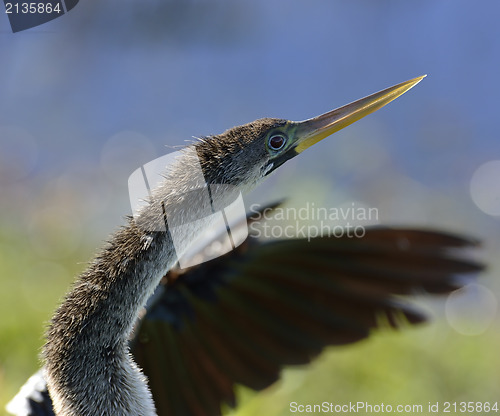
[44,224,173,415]
[43,146,240,416]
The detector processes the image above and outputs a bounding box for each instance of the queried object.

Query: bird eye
[268,134,287,151]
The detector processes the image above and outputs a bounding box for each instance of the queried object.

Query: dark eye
[268,134,287,151]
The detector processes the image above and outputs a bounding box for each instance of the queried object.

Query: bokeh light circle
[470,160,500,216]
[445,283,497,336]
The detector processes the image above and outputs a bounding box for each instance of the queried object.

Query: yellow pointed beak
[293,75,426,153]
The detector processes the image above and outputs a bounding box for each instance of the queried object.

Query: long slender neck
[44,221,174,415]
[43,147,236,415]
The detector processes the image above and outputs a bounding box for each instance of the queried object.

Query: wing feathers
[132,227,483,416]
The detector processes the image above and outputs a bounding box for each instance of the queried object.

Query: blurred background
[1,0,499,414]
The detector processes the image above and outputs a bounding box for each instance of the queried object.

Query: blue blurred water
[0,0,499,240]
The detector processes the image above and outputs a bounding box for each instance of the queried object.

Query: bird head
[194,76,425,192]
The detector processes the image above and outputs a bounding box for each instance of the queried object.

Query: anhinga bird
[7,76,483,416]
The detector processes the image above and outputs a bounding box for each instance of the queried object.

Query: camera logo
[128,149,248,270]
[3,0,79,33]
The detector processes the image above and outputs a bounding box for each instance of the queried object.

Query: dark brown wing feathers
[132,227,483,416]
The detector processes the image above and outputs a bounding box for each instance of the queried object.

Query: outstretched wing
[131,227,483,416]
[6,202,483,416]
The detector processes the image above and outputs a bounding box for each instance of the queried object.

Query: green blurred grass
[0,229,87,413]
[1,228,498,415]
